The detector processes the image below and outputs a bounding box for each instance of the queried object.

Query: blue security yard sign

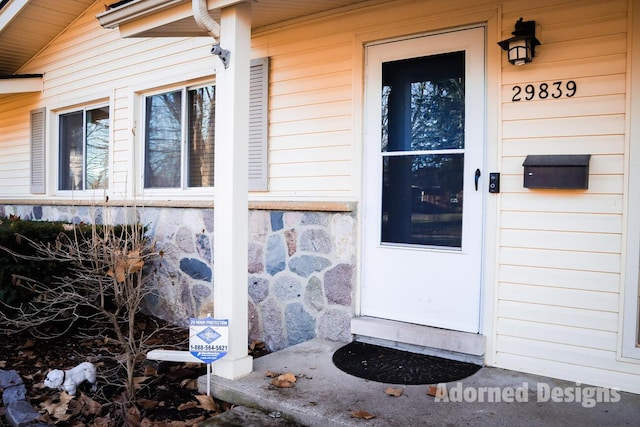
[189,318,229,364]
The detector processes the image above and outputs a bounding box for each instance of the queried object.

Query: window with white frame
[139,57,269,193]
[143,84,215,189]
[58,105,110,191]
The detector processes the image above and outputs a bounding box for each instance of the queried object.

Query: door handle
[475,169,481,191]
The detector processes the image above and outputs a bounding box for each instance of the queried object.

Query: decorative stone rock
[202,209,214,233]
[32,205,43,220]
[141,208,160,236]
[248,277,269,304]
[270,211,284,231]
[5,400,41,427]
[196,233,211,261]
[248,301,261,342]
[181,280,195,316]
[284,229,297,256]
[266,235,286,276]
[283,211,302,229]
[248,243,264,274]
[317,308,351,342]
[175,226,195,253]
[2,383,26,403]
[299,229,332,254]
[183,209,205,232]
[289,255,331,278]
[260,298,287,351]
[324,264,353,306]
[0,370,22,388]
[285,302,316,346]
[179,258,212,281]
[301,212,329,227]
[304,276,325,312]
[332,214,356,262]
[249,210,270,242]
[192,283,212,301]
[273,275,302,301]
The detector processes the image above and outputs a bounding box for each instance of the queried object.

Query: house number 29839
[512,80,577,102]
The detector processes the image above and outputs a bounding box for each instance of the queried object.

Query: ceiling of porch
[0,0,96,75]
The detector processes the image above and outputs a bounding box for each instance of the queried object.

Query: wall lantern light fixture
[498,18,541,66]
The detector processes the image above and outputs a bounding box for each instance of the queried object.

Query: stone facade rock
[289,255,332,278]
[266,234,287,276]
[260,297,287,351]
[273,274,302,301]
[304,276,325,312]
[317,308,352,342]
[175,226,196,253]
[324,264,354,306]
[0,205,357,352]
[195,233,211,262]
[248,243,264,274]
[284,229,297,256]
[285,302,316,346]
[299,229,332,253]
[179,258,212,281]
[248,277,269,304]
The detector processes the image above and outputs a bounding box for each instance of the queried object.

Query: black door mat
[332,341,481,385]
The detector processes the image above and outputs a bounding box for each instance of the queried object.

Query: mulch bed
[0,314,268,426]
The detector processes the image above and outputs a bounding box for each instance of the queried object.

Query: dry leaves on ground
[427,384,445,398]
[384,387,403,397]
[350,409,375,420]
[266,371,298,388]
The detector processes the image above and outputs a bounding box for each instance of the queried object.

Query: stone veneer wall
[0,204,356,352]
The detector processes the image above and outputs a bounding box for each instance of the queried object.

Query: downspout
[192,0,230,67]
[192,0,220,40]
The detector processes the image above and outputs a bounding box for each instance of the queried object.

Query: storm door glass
[381,51,465,248]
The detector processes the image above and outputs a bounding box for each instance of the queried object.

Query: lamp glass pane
[508,39,529,63]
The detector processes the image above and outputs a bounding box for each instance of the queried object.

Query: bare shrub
[0,205,186,404]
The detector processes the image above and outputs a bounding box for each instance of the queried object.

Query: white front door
[362,27,485,334]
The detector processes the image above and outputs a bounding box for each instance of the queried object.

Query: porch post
[212,1,252,379]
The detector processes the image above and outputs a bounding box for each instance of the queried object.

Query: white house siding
[1,0,639,394]
[0,93,40,197]
[253,25,355,199]
[496,0,640,393]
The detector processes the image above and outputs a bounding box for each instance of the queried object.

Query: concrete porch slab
[197,338,640,426]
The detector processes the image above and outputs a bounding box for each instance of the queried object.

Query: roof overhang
[0,74,43,94]
[97,0,374,38]
[96,0,242,38]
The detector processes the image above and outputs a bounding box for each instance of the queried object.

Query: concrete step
[350,316,485,364]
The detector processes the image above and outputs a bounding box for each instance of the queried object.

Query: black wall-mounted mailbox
[523,154,591,189]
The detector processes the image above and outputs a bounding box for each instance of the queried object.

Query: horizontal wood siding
[0,94,38,196]
[263,28,354,197]
[496,0,640,392]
